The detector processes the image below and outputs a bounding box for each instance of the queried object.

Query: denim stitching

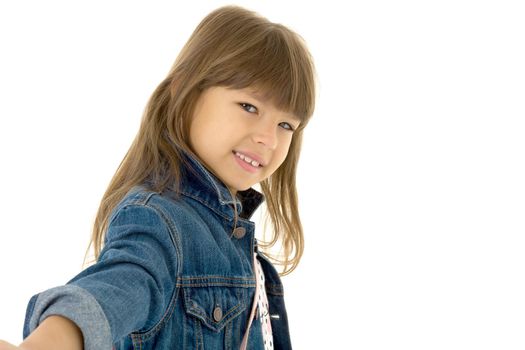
[182,288,247,332]
[195,317,203,350]
[124,200,184,342]
[179,275,255,281]
[179,190,235,221]
[225,320,232,350]
[187,300,247,332]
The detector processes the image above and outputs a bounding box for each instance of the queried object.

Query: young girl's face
[189,86,301,195]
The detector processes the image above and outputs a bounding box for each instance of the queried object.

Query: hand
[0,340,21,349]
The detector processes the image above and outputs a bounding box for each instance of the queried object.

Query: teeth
[235,152,261,167]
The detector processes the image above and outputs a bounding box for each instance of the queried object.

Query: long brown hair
[86,5,316,275]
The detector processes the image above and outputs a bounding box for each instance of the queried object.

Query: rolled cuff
[23,284,112,349]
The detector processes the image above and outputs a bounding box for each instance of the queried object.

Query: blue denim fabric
[23,153,292,349]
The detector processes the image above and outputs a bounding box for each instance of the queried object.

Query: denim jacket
[23,153,292,349]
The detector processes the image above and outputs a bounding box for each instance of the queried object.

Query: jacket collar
[178,151,264,220]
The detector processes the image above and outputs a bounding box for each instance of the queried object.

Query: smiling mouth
[233,151,263,168]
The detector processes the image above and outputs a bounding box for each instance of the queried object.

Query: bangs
[199,24,316,128]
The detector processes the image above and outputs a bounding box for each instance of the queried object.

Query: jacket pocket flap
[182,286,248,332]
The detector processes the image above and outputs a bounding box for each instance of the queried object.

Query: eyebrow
[245,91,267,105]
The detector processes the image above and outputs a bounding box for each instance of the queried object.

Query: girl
[0,5,315,350]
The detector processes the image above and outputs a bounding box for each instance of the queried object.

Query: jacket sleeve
[23,203,181,349]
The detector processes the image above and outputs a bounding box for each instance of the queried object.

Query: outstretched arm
[1,315,83,350]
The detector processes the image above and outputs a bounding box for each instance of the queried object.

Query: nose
[251,120,278,150]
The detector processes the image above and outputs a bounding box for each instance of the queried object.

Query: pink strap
[240,253,260,350]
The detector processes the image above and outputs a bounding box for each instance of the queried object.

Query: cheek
[272,138,293,169]
[188,122,202,152]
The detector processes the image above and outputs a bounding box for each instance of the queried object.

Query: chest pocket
[182,285,248,332]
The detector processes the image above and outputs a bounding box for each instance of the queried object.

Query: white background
[1,0,524,348]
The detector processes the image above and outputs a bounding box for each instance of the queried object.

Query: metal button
[213,306,223,322]
[233,226,246,239]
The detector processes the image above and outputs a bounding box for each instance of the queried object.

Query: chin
[229,182,253,193]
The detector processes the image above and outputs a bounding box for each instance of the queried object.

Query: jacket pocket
[182,286,248,332]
